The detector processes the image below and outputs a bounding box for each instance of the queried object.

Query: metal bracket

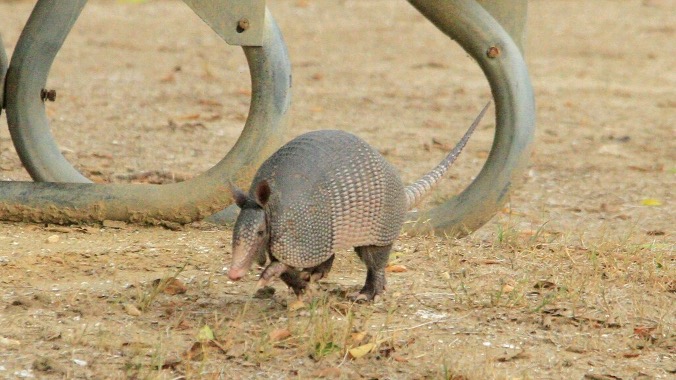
[183,0,266,46]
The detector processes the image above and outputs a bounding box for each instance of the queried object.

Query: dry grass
[0,217,673,379]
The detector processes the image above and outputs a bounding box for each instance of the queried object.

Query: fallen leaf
[198,99,223,107]
[288,299,305,311]
[476,150,489,159]
[209,339,228,354]
[183,342,206,361]
[175,319,191,330]
[160,72,175,83]
[502,284,514,293]
[176,113,200,120]
[350,332,367,345]
[623,352,640,358]
[197,325,215,341]
[124,303,141,316]
[163,278,187,295]
[269,328,291,342]
[640,198,662,206]
[311,367,341,378]
[385,264,408,273]
[633,326,656,339]
[348,343,375,359]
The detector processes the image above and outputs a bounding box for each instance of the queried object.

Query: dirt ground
[0,0,674,379]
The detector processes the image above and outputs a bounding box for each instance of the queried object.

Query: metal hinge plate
[182,0,265,46]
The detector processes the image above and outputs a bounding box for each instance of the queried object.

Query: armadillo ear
[228,182,248,209]
[254,180,271,207]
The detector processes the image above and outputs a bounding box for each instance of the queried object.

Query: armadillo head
[228,181,271,281]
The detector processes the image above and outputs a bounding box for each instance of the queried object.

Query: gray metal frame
[0,32,6,116]
[0,0,535,236]
[404,0,534,236]
[0,1,291,224]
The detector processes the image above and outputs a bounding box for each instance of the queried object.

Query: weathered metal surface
[5,1,90,182]
[0,32,7,114]
[476,0,528,53]
[183,0,265,46]
[0,5,291,224]
[405,0,535,236]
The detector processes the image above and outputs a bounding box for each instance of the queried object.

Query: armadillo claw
[300,255,335,283]
[347,291,372,303]
[299,270,328,282]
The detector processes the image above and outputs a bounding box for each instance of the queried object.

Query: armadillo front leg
[259,261,308,296]
[350,244,392,302]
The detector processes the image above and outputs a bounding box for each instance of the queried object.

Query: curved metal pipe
[5,1,89,182]
[404,0,535,236]
[0,32,7,115]
[0,5,291,224]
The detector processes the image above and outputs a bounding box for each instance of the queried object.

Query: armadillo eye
[257,230,264,236]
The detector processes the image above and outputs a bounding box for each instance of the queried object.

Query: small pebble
[46,235,59,244]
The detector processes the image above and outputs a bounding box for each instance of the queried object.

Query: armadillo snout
[227,267,247,281]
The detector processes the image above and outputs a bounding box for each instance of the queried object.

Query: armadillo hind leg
[349,244,393,302]
[259,261,308,296]
[300,254,335,282]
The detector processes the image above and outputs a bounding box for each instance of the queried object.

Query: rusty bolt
[487,46,501,59]
[41,89,56,102]
[237,18,250,33]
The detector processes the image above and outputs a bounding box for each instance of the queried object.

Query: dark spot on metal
[237,18,250,33]
[40,89,56,102]
[487,46,501,58]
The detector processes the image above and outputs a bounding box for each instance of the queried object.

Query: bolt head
[487,46,501,58]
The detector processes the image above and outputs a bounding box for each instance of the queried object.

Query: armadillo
[227,102,490,301]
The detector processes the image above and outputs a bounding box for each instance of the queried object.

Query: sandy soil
[0,0,673,379]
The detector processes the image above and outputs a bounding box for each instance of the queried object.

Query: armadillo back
[251,130,406,268]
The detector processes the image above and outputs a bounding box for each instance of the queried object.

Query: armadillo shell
[250,130,407,268]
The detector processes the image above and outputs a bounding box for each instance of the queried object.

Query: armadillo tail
[405,101,491,209]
